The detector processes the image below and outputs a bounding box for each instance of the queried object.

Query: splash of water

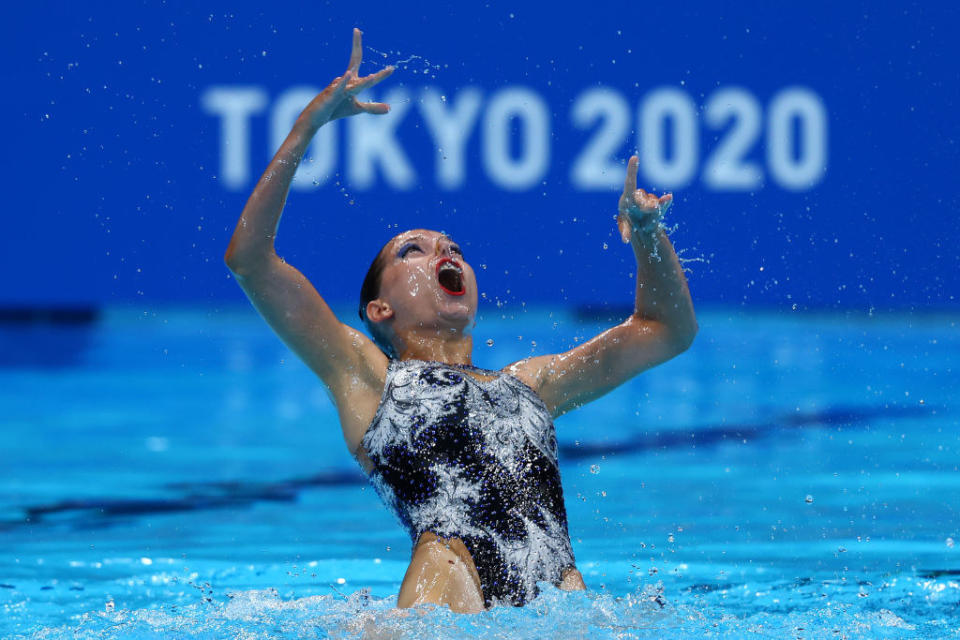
[364,46,443,79]
[16,578,957,640]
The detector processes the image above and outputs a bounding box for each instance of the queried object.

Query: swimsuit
[362,359,576,607]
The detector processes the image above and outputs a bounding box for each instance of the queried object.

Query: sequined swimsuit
[361,359,576,607]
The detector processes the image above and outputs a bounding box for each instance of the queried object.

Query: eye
[399,242,423,258]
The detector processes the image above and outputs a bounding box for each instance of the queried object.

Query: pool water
[1,307,957,638]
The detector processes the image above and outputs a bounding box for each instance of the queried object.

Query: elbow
[224,247,244,276]
[674,320,698,354]
[662,317,698,356]
[223,244,267,278]
[629,313,698,357]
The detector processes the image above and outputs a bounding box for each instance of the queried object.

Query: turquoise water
[1,308,958,638]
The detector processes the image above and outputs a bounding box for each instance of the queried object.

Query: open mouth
[436,258,466,296]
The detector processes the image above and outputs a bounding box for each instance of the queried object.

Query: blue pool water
[1,307,957,638]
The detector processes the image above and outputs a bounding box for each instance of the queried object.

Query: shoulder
[329,334,390,394]
[326,337,391,427]
[502,355,558,395]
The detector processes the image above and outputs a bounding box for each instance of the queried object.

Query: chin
[436,301,475,328]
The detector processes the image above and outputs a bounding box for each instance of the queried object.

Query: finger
[658,193,673,211]
[634,188,652,209]
[349,65,395,93]
[357,101,391,115]
[623,155,638,195]
[348,28,363,71]
[617,213,632,244]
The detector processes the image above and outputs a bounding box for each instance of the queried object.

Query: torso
[358,358,576,606]
[334,357,539,472]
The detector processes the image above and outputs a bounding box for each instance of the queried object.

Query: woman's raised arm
[508,155,698,417]
[224,29,394,386]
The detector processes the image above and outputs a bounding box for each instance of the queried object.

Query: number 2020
[571,86,827,192]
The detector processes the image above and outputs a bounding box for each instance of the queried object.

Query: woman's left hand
[617,155,672,243]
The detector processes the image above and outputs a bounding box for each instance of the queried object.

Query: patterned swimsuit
[361,359,576,607]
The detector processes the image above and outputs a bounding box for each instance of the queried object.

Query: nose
[435,238,455,258]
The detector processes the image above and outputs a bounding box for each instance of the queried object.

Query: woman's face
[372,229,479,337]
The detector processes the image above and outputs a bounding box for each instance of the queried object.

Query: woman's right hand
[617,155,672,243]
[300,28,395,129]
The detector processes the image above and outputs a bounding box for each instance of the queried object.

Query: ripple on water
[11,579,959,640]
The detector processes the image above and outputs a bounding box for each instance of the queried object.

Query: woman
[224,29,697,613]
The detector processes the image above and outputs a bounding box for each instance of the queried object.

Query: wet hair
[359,238,397,358]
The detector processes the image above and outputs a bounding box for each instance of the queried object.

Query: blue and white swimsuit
[362,359,577,607]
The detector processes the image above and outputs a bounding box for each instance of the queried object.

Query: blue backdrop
[3,2,958,310]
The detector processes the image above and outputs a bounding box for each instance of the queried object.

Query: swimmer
[224,29,697,613]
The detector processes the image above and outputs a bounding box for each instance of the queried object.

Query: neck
[394,328,473,365]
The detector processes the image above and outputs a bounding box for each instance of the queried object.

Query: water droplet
[590,464,600,474]
[805,494,814,504]
[486,339,494,347]
[947,537,955,548]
